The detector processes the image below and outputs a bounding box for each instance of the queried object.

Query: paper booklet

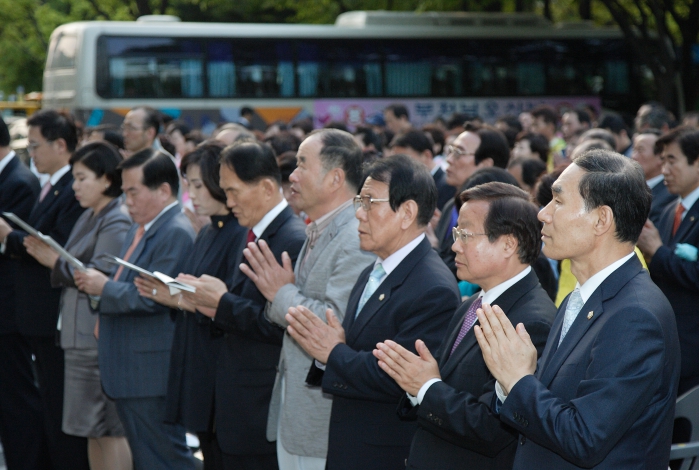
[2,212,87,272]
[104,254,196,295]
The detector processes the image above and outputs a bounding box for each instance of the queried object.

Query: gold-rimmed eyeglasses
[445,144,476,160]
[353,195,390,212]
[452,226,487,244]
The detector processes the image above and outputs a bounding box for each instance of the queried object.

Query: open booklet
[104,255,196,295]
[2,212,87,272]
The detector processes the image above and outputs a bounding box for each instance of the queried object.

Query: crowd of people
[0,100,698,470]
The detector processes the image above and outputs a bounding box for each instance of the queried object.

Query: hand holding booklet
[2,212,87,272]
[104,254,196,295]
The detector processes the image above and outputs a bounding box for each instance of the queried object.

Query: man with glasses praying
[285,155,460,470]
[373,182,555,470]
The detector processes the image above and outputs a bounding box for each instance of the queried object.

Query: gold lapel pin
[379,294,385,301]
[217,221,224,228]
[691,216,696,222]
[587,311,593,320]
[54,190,59,196]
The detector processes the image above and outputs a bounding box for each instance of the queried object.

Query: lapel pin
[379,294,385,301]
[218,221,224,228]
[587,311,593,320]
[54,190,59,196]
[691,216,695,222]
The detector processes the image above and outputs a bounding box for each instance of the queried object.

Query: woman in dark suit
[135,142,246,470]
[24,141,133,469]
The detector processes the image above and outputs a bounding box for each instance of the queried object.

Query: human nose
[289,167,299,183]
[538,202,552,223]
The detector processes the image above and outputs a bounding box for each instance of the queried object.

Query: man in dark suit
[476,149,680,469]
[75,149,196,469]
[374,182,556,470]
[286,155,461,470]
[638,126,699,395]
[180,141,306,470]
[0,110,88,470]
[0,119,45,470]
[631,129,675,226]
[392,130,454,210]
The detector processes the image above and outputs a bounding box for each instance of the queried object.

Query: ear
[260,178,277,198]
[147,127,157,142]
[158,182,173,200]
[327,167,345,190]
[501,233,519,259]
[593,205,615,237]
[54,138,69,155]
[476,157,494,168]
[399,199,419,230]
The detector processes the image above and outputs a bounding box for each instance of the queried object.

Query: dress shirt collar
[679,184,699,213]
[430,163,439,176]
[251,198,288,239]
[0,150,15,176]
[575,251,635,304]
[373,233,425,278]
[306,199,352,237]
[646,174,664,189]
[478,266,532,305]
[48,164,72,186]
[144,201,179,232]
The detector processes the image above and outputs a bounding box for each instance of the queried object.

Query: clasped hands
[239,239,294,302]
[286,306,345,364]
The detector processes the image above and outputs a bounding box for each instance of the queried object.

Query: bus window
[226,39,294,98]
[48,33,77,69]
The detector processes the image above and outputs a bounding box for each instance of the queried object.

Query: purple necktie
[449,297,482,357]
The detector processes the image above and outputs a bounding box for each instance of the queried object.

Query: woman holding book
[134,142,246,469]
[24,140,133,470]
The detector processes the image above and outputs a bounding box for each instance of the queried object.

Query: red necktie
[672,203,685,237]
[114,226,145,281]
[246,229,256,244]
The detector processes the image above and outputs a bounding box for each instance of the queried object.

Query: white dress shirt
[251,199,288,240]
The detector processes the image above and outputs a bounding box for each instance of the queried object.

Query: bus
[42,11,646,131]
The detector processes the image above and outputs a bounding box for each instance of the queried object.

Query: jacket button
[520,436,527,445]
[513,412,519,420]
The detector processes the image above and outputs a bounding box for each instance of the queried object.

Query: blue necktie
[559,288,583,345]
[356,263,386,317]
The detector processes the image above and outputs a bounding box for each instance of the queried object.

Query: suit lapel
[0,156,17,186]
[29,171,73,224]
[673,200,699,242]
[346,238,431,344]
[538,256,643,387]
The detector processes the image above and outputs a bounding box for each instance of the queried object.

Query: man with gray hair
[240,128,374,470]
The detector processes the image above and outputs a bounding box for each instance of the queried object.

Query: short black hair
[180,142,227,204]
[219,141,281,185]
[277,151,297,183]
[574,149,651,244]
[131,106,161,133]
[0,118,9,147]
[531,105,558,126]
[265,131,301,156]
[455,167,520,211]
[475,127,510,168]
[166,120,191,137]
[570,109,591,126]
[324,121,349,133]
[579,128,617,150]
[385,104,409,121]
[655,126,699,165]
[311,128,363,192]
[354,126,382,151]
[27,110,78,152]
[69,141,123,198]
[461,182,541,265]
[363,154,436,227]
[535,167,565,208]
[422,124,445,155]
[516,132,549,162]
[598,113,629,136]
[508,157,547,189]
[392,130,433,155]
[496,115,523,133]
[119,148,179,196]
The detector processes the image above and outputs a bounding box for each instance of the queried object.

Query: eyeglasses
[353,195,390,212]
[446,145,475,160]
[27,140,54,152]
[452,226,487,244]
[120,124,146,132]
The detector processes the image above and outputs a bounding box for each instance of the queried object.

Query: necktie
[449,297,482,357]
[113,226,145,281]
[356,263,386,317]
[246,229,256,244]
[673,203,685,237]
[39,181,52,202]
[559,288,583,345]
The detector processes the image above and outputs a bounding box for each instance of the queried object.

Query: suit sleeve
[322,283,457,403]
[649,245,699,293]
[415,319,552,457]
[100,225,193,316]
[499,307,667,468]
[267,240,374,327]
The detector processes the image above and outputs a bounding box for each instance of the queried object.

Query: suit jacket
[434,199,458,277]
[98,204,195,399]
[401,269,556,470]
[265,204,374,457]
[0,156,40,335]
[648,180,676,227]
[212,205,306,456]
[433,167,455,212]
[51,198,131,350]
[500,256,679,469]
[318,237,461,470]
[649,199,699,387]
[4,169,85,336]
[165,213,246,432]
